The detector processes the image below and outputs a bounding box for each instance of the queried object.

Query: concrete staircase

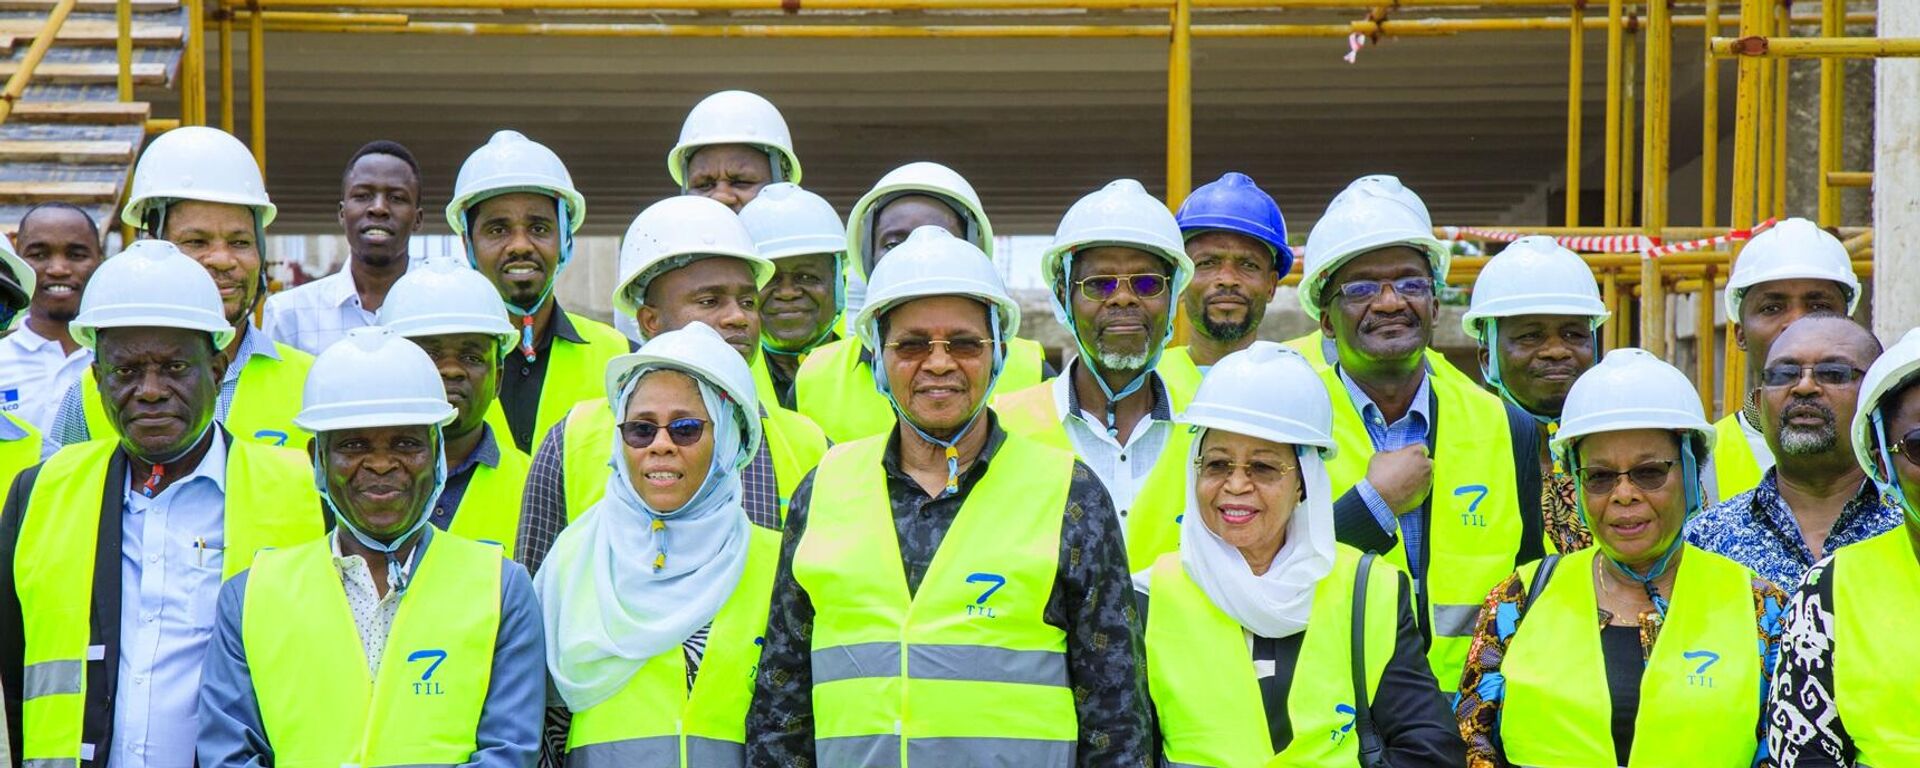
[0,0,183,237]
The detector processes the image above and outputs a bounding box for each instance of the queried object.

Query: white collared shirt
[1046,366,1173,538]
[114,429,229,768]
[262,268,378,356]
[0,323,91,433]
[328,528,424,675]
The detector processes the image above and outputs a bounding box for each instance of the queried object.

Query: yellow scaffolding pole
[1167,0,1191,346]
[1713,35,1920,56]
[186,0,205,124]
[1619,15,1637,228]
[1696,264,1716,414]
[220,0,234,131]
[1828,170,1871,187]
[1642,0,1670,360]
[1815,0,1842,226]
[248,0,264,174]
[1603,0,1624,227]
[117,0,132,101]
[1566,0,1585,226]
[1700,0,1719,227]
[0,0,78,125]
[1723,0,1765,415]
[1770,0,1788,220]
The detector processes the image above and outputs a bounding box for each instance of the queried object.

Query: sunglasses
[617,417,709,449]
[1889,429,1920,469]
[1194,458,1297,485]
[1336,277,1434,304]
[883,337,997,362]
[1574,459,1678,495]
[1759,363,1867,388]
[1076,273,1170,301]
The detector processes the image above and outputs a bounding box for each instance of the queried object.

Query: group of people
[0,87,1913,768]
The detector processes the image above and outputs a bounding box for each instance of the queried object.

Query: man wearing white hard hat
[1290,174,1545,691]
[197,327,544,768]
[1,203,101,437]
[1710,217,1864,502]
[0,236,41,491]
[1462,236,1611,555]
[798,161,1050,444]
[0,240,322,768]
[750,226,1148,765]
[446,130,629,455]
[1140,342,1464,766]
[996,178,1200,573]
[47,126,316,455]
[737,183,846,410]
[668,90,802,212]
[1768,326,1920,765]
[515,196,827,578]
[378,256,532,556]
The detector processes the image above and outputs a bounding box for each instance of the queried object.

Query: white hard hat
[71,240,234,351]
[121,126,276,229]
[445,130,586,236]
[1462,236,1609,341]
[0,235,31,306]
[846,161,993,277]
[1039,179,1194,323]
[613,196,776,323]
[1551,348,1714,459]
[738,183,845,261]
[1724,217,1862,321]
[377,255,517,350]
[666,90,802,187]
[1179,342,1335,456]
[1298,175,1451,323]
[295,327,457,433]
[1852,327,1920,484]
[602,321,763,471]
[854,225,1022,356]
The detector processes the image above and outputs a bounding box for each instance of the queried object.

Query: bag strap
[1520,553,1564,619]
[1351,552,1388,768]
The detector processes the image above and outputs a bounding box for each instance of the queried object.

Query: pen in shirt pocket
[193,537,223,567]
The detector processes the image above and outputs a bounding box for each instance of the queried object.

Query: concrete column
[1875,1,1920,340]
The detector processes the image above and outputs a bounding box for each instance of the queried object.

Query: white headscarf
[534,365,753,711]
[1177,429,1339,639]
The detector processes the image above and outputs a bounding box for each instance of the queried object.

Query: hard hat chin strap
[1061,251,1162,438]
[762,254,845,358]
[1871,412,1920,526]
[463,196,571,364]
[875,312,1006,495]
[1570,434,1702,619]
[315,430,448,595]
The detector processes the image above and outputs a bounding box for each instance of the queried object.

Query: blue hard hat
[1175,172,1290,274]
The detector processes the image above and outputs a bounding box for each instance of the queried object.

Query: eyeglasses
[882,337,997,362]
[1759,363,1867,388]
[1574,460,1678,495]
[1336,277,1434,304]
[1076,273,1170,301]
[1888,429,1920,469]
[617,417,709,449]
[1194,458,1298,485]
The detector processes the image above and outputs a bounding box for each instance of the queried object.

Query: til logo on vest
[1331,703,1359,744]
[965,572,1006,619]
[1684,650,1720,688]
[1453,484,1489,528]
[410,649,449,695]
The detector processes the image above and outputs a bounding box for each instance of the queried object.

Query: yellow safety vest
[559,398,827,525]
[445,441,531,559]
[1282,331,1472,382]
[1711,412,1765,502]
[794,335,1049,444]
[993,378,1192,573]
[751,352,782,412]
[1156,346,1204,407]
[796,433,1079,767]
[1500,546,1763,767]
[243,532,503,768]
[522,312,630,454]
[1,411,38,491]
[81,340,314,449]
[1146,546,1399,768]
[1316,360,1522,690]
[13,438,322,767]
[1831,527,1920,765]
[566,525,782,767]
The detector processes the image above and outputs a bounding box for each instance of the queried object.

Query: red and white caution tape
[1641,218,1777,259]
[1344,32,1368,63]
[1443,219,1779,258]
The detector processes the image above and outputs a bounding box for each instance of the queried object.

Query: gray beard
[1779,423,1838,456]
[1093,347,1152,373]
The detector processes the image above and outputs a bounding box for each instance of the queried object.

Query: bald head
[1759,314,1880,464]
[1766,314,1881,371]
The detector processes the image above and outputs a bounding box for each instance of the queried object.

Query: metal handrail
[0,0,80,125]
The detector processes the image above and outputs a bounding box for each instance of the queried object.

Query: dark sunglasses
[1889,429,1920,469]
[1574,459,1678,495]
[1336,277,1434,304]
[883,337,997,362]
[1076,273,1170,301]
[1759,363,1867,388]
[617,418,709,449]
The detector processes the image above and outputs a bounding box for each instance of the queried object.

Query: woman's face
[1575,428,1689,567]
[1194,429,1302,572]
[620,370,716,512]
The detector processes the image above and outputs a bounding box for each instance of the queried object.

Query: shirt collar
[126,427,230,495]
[546,303,586,346]
[880,412,1008,496]
[448,422,503,476]
[1753,468,1896,527]
[1337,363,1433,428]
[1056,357,1175,424]
[328,524,431,574]
[3,322,57,352]
[319,269,363,309]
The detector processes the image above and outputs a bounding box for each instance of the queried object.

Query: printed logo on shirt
[1683,650,1720,688]
[1453,484,1490,528]
[964,572,1006,619]
[409,649,449,695]
[1331,703,1358,743]
[0,388,18,411]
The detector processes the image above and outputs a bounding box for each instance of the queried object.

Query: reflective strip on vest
[444,442,530,558]
[244,533,501,767]
[560,398,826,525]
[1147,547,1398,768]
[1711,412,1766,503]
[1501,546,1762,767]
[795,434,1078,766]
[81,342,314,449]
[992,379,1192,573]
[528,313,629,454]
[1832,529,1920,765]
[796,336,1049,445]
[1315,358,1522,690]
[15,438,321,765]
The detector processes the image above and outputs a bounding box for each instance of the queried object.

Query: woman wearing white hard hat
[1453,348,1786,767]
[1141,342,1463,767]
[1767,327,1920,765]
[198,327,544,768]
[536,322,778,767]
[668,90,802,211]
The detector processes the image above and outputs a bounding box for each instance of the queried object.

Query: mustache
[1783,399,1836,422]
